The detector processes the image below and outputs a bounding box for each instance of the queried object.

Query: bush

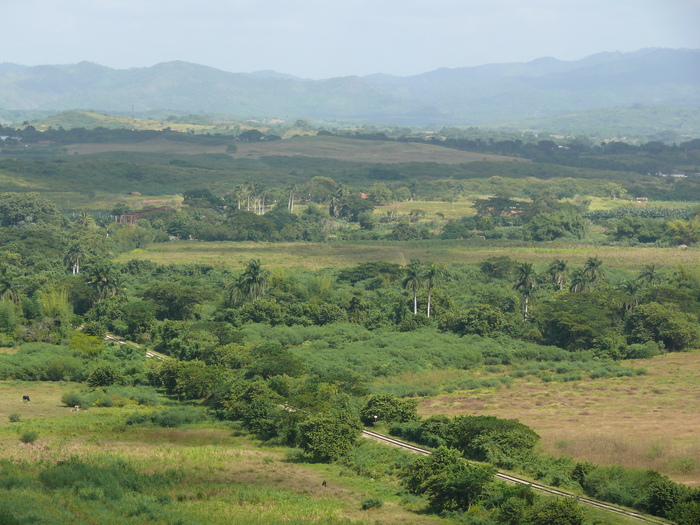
[361,498,384,510]
[360,393,419,425]
[87,364,126,388]
[61,391,92,408]
[126,407,209,428]
[8,413,20,423]
[19,431,38,444]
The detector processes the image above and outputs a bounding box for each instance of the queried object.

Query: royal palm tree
[513,262,537,320]
[85,261,121,303]
[547,259,569,290]
[402,259,424,315]
[569,268,591,293]
[618,279,643,311]
[636,263,663,287]
[423,263,446,318]
[64,242,87,275]
[230,259,270,305]
[583,256,605,285]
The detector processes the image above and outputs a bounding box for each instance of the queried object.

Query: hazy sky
[5,0,699,78]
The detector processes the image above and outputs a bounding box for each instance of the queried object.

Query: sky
[4,0,700,79]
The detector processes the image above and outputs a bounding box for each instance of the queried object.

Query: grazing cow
[22,395,30,402]
[321,480,327,487]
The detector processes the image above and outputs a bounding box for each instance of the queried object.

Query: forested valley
[0,122,699,524]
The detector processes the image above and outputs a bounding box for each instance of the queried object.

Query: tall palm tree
[569,268,591,293]
[636,264,663,287]
[231,259,270,305]
[583,256,605,285]
[402,259,424,315]
[423,263,446,318]
[85,261,121,303]
[64,242,87,275]
[547,259,569,290]
[286,183,298,213]
[513,262,537,320]
[618,279,643,311]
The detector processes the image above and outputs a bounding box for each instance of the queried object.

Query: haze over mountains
[0,48,698,128]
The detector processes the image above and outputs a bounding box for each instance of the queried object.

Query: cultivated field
[420,351,700,487]
[116,239,700,271]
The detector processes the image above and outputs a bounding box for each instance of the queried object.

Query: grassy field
[63,135,528,166]
[0,381,649,524]
[116,239,700,271]
[0,381,446,524]
[420,351,700,487]
[230,135,529,165]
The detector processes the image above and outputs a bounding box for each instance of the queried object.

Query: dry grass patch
[0,381,76,426]
[420,351,700,486]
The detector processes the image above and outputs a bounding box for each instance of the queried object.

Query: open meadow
[419,351,700,487]
[63,135,528,165]
[0,381,648,525]
[116,238,700,271]
[0,381,448,525]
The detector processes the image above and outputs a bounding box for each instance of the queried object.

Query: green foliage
[526,497,584,525]
[625,301,700,351]
[61,391,91,408]
[0,192,62,227]
[8,413,20,423]
[19,431,39,444]
[360,498,383,510]
[402,446,495,512]
[359,393,419,425]
[125,406,209,428]
[298,410,362,461]
[439,304,505,337]
[87,363,126,387]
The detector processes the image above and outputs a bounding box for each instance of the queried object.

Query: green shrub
[361,498,384,510]
[126,407,209,428]
[19,431,38,444]
[8,413,20,423]
[61,391,92,408]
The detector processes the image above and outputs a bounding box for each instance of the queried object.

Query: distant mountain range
[0,48,698,129]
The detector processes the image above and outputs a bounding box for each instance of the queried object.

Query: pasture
[116,238,700,271]
[0,381,444,524]
[63,135,527,166]
[420,351,700,487]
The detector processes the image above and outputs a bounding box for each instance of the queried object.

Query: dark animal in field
[322,480,327,487]
[22,395,30,402]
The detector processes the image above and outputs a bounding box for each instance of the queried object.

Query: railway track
[104,334,164,359]
[362,430,670,525]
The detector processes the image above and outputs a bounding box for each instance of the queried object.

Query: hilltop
[1,48,699,134]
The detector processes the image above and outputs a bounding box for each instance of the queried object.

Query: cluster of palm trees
[401,260,446,318]
[228,259,270,306]
[228,178,270,215]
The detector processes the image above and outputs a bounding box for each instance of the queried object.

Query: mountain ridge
[0,49,698,128]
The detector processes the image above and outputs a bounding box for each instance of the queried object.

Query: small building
[635,197,648,204]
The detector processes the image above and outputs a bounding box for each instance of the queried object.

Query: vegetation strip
[362,430,671,524]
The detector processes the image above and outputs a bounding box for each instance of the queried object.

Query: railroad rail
[362,430,670,525]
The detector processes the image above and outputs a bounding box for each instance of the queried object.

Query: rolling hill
[0,48,698,131]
